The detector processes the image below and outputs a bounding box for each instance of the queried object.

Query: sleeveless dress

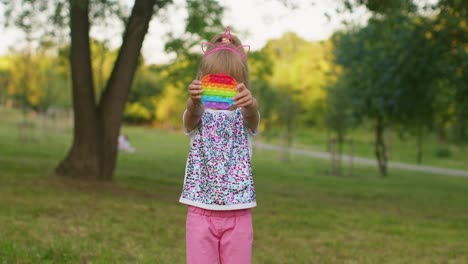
[179,108,257,210]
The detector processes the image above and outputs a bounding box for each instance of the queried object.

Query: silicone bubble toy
[201,73,238,110]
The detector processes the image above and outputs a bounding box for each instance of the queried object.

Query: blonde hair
[197,33,250,88]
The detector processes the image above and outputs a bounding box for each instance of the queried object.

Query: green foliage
[341,0,468,144]
[262,32,307,63]
[344,0,417,14]
[129,66,164,103]
[332,15,440,127]
[289,41,331,126]
[150,56,199,127]
[248,50,273,81]
[0,57,12,102]
[432,0,468,141]
[153,84,186,128]
[1,0,227,129]
[327,0,468,173]
[90,39,118,100]
[249,51,276,135]
[121,63,165,124]
[259,33,334,129]
[326,81,355,140]
[0,0,133,43]
[5,50,71,111]
[250,79,277,137]
[157,0,227,127]
[331,8,446,174]
[164,0,225,57]
[124,101,153,123]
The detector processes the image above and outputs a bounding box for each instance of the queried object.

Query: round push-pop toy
[201,73,238,110]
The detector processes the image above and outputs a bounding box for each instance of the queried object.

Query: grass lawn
[263,126,468,171]
[1,106,468,263]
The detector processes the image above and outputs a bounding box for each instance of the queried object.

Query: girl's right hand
[188,80,203,104]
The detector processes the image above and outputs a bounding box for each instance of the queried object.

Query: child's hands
[188,80,203,104]
[234,83,259,131]
[233,83,254,108]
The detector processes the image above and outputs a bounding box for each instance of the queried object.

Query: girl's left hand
[233,83,253,108]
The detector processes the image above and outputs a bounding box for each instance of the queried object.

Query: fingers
[188,80,203,102]
[233,82,250,98]
[189,87,202,99]
[232,91,242,101]
[233,87,253,107]
[189,83,202,91]
[235,97,253,107]
[189,88,203,96]
[233,86,249,101]
[236,83,247,92]
[190,94,202,100]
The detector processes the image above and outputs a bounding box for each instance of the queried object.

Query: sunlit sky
[0,0,370,64]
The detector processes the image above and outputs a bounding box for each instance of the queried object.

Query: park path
[254,142,468,177]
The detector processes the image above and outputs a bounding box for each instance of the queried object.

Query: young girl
[180,27,260,264]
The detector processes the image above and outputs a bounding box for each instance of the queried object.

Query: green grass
[262,126,468,170]
[1,106,468,263]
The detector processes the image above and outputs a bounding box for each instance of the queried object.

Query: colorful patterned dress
[179,108,257,210]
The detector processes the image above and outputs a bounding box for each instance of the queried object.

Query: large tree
[332,0,467,175]
[57,0,158,179]
[2,0,224,180]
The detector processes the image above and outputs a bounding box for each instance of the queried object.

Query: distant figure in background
[118,134,135,153]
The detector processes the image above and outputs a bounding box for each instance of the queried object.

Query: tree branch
[98,0,156,114]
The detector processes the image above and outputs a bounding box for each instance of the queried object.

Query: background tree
[331,0,466,174]
[262,33,305,161]
[326,75,355,175]
[1,0,224,180]
[331,13,440,175]
[124,65,164,124]
[431,0,468,142]
[259,32,334,161]
[0,57,9,105]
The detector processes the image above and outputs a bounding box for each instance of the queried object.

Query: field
[264,127,468,171]
[1,106,468,263]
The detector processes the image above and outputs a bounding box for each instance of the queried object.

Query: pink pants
[186,206,253,264]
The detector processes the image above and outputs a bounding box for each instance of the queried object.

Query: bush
[124,102,152,123]
[435,146,452,158]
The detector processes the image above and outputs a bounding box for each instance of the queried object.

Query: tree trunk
[328,138,337,175]
[280,129,289,162]
[337,133,344,176]
[437,124,446,144]
[55,0,157,180]
[417,124,423,164]
[456,106,467,142]
[348,138,354,176]
[280,94,294,162]
[56,0,101,178]
[97,0,156,179]
[385,126,392,160]
[375,116,387,176]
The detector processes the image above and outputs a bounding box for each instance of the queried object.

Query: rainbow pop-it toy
[201,73,238,110]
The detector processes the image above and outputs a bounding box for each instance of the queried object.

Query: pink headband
[201,26,250,60]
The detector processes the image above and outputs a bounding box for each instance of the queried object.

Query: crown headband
[201,26,250,60]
